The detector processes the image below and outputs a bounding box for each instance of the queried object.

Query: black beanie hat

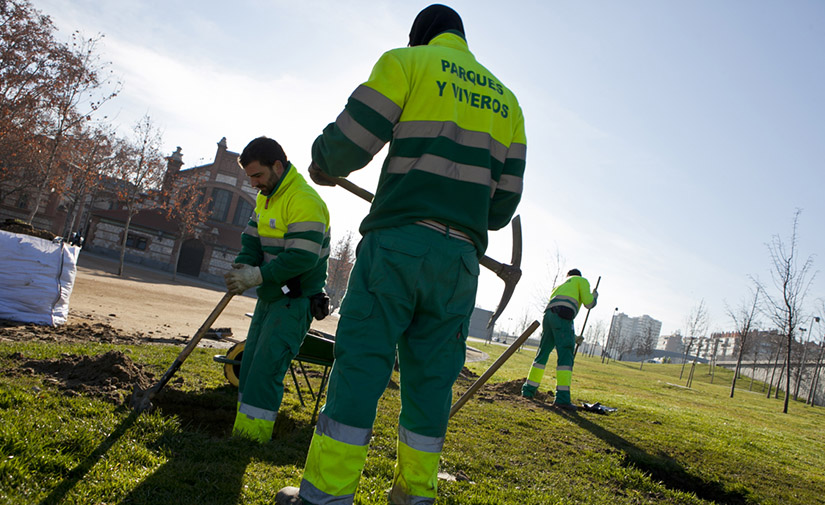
[408,4,464,47]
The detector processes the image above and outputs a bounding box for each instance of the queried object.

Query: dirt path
[65,252,340,346]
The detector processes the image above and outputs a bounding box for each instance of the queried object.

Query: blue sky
[33,0,825,338]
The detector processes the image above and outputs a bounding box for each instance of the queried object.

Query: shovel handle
[450,320,540,418]
[175,292,235,362]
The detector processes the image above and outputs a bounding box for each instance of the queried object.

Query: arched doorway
[177,238,205,277]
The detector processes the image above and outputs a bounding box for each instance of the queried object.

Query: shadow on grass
[549,407,750,505]
[38,410,141,505]
[39,386,316,505]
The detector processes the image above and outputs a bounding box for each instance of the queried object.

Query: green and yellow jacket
[312,31,526,254]
[236,163,330,301]
[548,275,597,318]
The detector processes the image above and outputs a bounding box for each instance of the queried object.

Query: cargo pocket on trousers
[446,251,480,316]
[370,235,428,298]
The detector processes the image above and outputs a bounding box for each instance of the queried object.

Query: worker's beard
[258,169,280,196]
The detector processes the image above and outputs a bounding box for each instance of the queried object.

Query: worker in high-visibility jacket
[522,269,598,410]
[275,5,526,505]
[224,136,330,443]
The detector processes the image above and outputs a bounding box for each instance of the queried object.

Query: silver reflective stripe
[315,413,372,446]
[507,142,527,161]
[387,155,492,188]
[584,299,597,309]
[497,174,523,194]
[336,110,386,156]
[264,252,278,264]
[260,236,286,248]
[287,221,327,233]
[398,425,444,453]
[243,225,259,238]
[556,385,571,391]
[320,246,330,258]
[286,238,322,255]
[557,366,573,372]
[300,478,354,505]
[525,379,540,387]
[531,362,546,370]
[351,84,402,123]
[239,402,278,422]
[549,296,578,313]
[393,121,507,163]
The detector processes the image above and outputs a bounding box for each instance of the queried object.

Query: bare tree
[636,325,658,370]
[585,319,606,357]
[532,245,566,312]
[680,300,708,379]
[326,230,355,311]
[110,114,166,276]
[726,285,761,398]
[24,32,120,223]
[756,210,817,414]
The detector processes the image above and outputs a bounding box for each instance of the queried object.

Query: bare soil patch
[4,350,154,405]
[0,218,58,240]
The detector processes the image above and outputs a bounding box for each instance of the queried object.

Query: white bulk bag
[0,230,80,326]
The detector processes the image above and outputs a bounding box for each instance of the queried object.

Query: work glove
[575,335,584,346]
[224,264,262,294]
[308,161,335,187]
[592,290,599,302]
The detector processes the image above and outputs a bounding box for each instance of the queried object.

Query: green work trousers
[299,224,479,505]
[522,308,576,404]
[233,296,312,442]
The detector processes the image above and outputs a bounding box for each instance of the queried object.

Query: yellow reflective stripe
[387,154,491,188]
[288,221,327,233]
[336,109,386,155]
[527,365,545,385]
[232,411,274,443]
[285,238,322,255]
[556,368,572,387]
[302,416,370,500]
[394,121,506,163]
[507,142,527,161]
[393,439,440,500]
[497,174,523,194]
[352,84,402,123]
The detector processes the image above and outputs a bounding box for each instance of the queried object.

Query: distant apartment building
[608,312,663,359]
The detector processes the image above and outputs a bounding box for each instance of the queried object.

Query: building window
[125,233,148,251]
[232,198,254,226]
[16,193,29,209]
[209,188,231,222]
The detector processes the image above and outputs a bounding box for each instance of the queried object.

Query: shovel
[130,292,234,412]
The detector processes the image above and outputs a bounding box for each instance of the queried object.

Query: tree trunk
[794,345,808,401]
[783,334,792,413]
[118,211,134,277]
[171,236,183,281]
[767,343,782,398]
[731,342,747,398]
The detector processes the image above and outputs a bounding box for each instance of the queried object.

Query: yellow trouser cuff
[304,431,369,496]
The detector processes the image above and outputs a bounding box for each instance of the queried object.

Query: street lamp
[602,307,619,364]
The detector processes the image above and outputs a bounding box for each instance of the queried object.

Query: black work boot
[275,486,303,505]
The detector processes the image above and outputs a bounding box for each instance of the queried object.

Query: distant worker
[224,136,330,442]
[521,269,597,410]
[277,4,526,505]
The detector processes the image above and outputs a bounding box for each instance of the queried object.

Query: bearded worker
[224,136,330,442]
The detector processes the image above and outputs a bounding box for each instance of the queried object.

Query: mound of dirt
[470,379,555,405]
[6,350,154,404]
[0,319,183,346]
[0,218,58,240]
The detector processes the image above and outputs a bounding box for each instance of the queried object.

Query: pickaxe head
[484,215,522,329]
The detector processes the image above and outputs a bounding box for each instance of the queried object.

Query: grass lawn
[1,339,824,505]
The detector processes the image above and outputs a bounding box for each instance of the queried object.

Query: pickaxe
[321,174,522,329]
